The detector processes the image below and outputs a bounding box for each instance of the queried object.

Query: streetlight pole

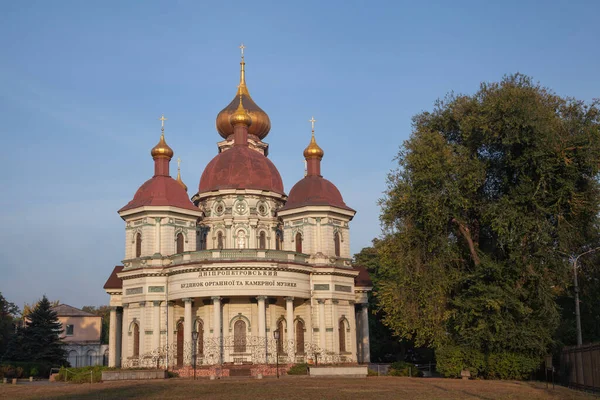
[192,329,198,380]
[571,247,600,346]
[273,330,280,379]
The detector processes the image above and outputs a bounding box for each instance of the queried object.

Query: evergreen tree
[16,296,67,365]
[377,74,600,376]
[0,292,20,359]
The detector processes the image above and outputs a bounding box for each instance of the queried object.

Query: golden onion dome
[151,133,174,159]
[303,132,324,160]
[215,56,271,140]
[229,94,252,127]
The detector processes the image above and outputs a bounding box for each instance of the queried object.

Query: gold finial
[176,157,187,191]
[239,43,247,89]
[303,116,324,160]
[151,114,174,159]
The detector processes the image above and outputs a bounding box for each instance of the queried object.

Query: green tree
[82,305,111,344]
[8,296,67,365]
[0,292,20,359]
[377,74,600,372]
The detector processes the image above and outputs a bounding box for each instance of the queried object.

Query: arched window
[259,231,266,250]
[200,231,208,250]
[275,231,282,250]
[296,320,305,355]
[234,320,246,353]
[277,320,284,354]
[176,233,184,254]
[133,322,140,357]
[87,350,96,367]
[334,232,341,257]
[339,320,346,353]
[295,232,302,253]
[197,321,204,355]
[135,232,142,258]
[217,232,224,250]
[176,321,184,366]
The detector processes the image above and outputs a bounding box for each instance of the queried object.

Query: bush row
[0,362,53,378]
[56,366,112,383]
[435,346,541,380]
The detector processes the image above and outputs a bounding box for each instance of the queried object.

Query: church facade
[103,50,372,372]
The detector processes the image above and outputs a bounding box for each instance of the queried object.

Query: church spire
[151,114,174,177]
[303,116,324,176]
[176,157,188,191]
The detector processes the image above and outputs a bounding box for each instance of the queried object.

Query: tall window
[296,320,305,354]
[234,320,246,353]
[275,232,282,250]
[176,322,184,366]
[197,321,204,355]
[217,232,224,249]
[277,320,284,354]
[334,232,341,257]
[133,322,140,357]
[135,232,142,258]
[259,232,266,250]
[295,232,302,253]
[176,233,184,254]
[339,320,346,353]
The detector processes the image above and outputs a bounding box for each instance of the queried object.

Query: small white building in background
[52,304,108,367]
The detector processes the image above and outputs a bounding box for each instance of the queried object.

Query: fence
[560,342,600,392]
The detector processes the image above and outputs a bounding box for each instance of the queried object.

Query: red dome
[199,146,284,194]
[280,175,354,212]
[119,176,198,212]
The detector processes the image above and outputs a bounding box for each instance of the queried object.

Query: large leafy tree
[377,74,600,361]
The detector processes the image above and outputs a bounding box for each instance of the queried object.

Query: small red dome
[280,175,354,212]
[199,146,284,194]
[119,176,198,213]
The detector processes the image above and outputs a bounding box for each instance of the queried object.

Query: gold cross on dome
[309,116,316,132]
[159,114,167,129]
[177,157,181,169]
[239,43,245,59]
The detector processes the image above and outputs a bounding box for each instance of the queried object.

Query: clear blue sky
[1,0,598,309]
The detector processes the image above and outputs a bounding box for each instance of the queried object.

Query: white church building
[103,50,372,376]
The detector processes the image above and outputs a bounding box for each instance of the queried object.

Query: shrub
[167,370,179,378]
[287,363,308,375]
[436,345,485,378]
[388,361,423,377]
[0,362,52,378]
[57,366,109,383]
[486,352,541,380]
[367,368,379,376]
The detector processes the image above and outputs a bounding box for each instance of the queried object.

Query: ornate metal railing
[123,250,311,270]
[121,336,351,368]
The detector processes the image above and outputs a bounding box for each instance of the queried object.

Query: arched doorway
[133,322,140,357]
[339,319,346,353]
[233,320,246,353]
[277,320,285,354]
[176,321,184,367]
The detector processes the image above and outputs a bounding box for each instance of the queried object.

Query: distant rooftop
[51,304,96,317]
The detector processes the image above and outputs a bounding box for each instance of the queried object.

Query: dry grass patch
[0,376,595,400]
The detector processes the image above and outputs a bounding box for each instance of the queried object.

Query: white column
[153,301,161,350]
[108,307,117,367]
[167,301,174,367]
[139,302,146,355]
[348,301,358,362]
[361,304,370,363]
[257,295,267,362]
[183,298,192,365]
[121,303,129,362]
[331,299,339,354]
[212,297,222,364]
[285,297,294,357]
[155,217,162,255]
[317,299,326,351]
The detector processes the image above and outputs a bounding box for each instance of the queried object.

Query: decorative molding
[125,287,143,295]
[314,284,330,291]
[149,286,165,293]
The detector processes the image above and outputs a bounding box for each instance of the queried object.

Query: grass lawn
[0,376,595,400]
